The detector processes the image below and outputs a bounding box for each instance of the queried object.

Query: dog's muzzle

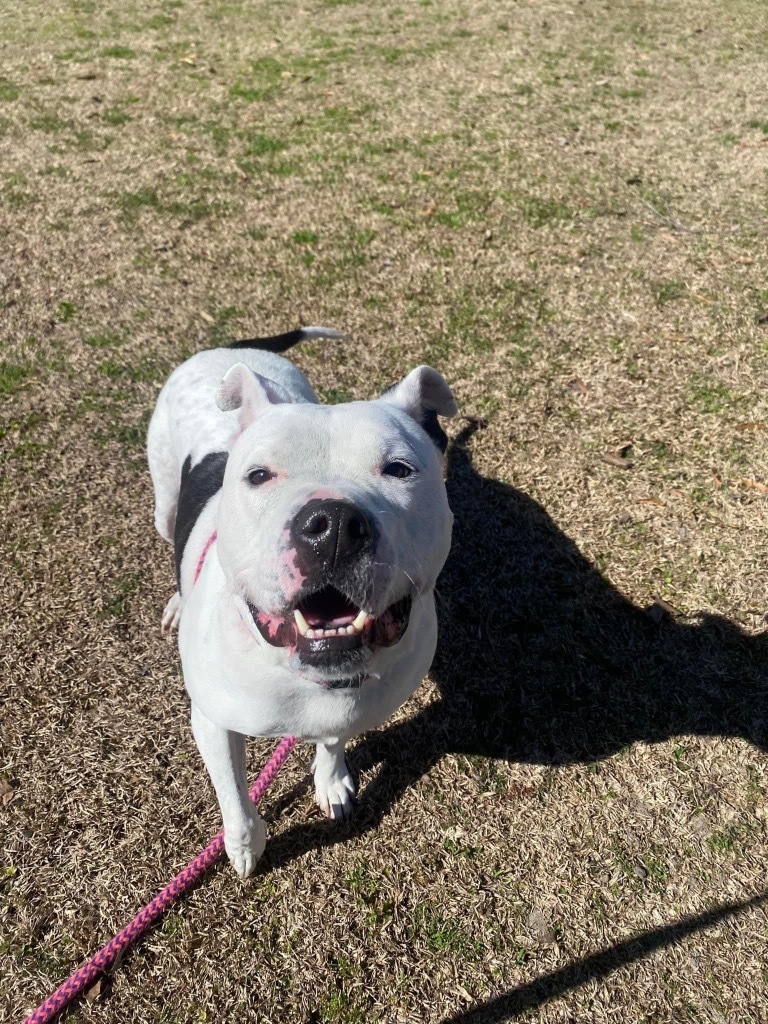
[246,498,413,673]
[248,585,412,670]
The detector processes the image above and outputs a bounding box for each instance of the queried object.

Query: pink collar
[193,531,217,587]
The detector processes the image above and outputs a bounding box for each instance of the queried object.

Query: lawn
[2,1,768,1021]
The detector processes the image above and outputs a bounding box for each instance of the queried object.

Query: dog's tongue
[300,587,359,628]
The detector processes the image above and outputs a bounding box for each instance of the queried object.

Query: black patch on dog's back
[174,451,228,589]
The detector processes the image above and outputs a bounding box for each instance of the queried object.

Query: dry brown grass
[2,0,768,1021]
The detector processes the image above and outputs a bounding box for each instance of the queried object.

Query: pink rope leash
[23,735,298,1024]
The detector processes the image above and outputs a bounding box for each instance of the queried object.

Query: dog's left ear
[379,365,458,452]
[217,363,294,438]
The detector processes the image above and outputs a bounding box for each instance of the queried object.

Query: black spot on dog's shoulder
[174,451,228,589]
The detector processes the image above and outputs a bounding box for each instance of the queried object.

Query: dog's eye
[383,461,414,479]
[247,468,274,486]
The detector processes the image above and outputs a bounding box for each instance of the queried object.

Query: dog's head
[215,364,457,683]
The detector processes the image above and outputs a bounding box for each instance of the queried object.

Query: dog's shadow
[263,422,768,1016]
[268,420,768,854]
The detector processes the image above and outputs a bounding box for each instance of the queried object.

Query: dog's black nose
[291,499,373,572]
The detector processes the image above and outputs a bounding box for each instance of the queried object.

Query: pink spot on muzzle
[306,489,343,502]
[278,528,306,604]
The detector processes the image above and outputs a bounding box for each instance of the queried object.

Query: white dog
[147,328,456,876]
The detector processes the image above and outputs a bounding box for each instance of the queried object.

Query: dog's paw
[224,811,267,878]
[161,591,181,632]
[313,762,356,821]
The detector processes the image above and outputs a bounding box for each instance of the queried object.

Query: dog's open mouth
[247,585,412,663]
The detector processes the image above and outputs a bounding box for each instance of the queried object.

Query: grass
[2,0,768,1022]
[0,363,30,396]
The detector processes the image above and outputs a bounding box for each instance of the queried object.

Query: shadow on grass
[263,420,768,1013]
[437,892,768,1024]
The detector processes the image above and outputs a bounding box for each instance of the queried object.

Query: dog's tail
[227,326,345,353]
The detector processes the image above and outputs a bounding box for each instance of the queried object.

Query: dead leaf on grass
[84,976,108,1003]
[507,782,538,799]
[527,907,557,945]
[603,452,633,469]
[648,598,678,623]
[736,477,768,494]
[636,497,666,506]
[0,779,14,807]
[736,421,768,432]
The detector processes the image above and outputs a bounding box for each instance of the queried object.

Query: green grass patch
[101,107,132,126]
[408,903,484,959]
[319,387,354,404]
[314,103,376,132]
[99,569,142,618]
[55,301,78,322]
[650,278,686,306]
[519,194,572,227]
[0,363,29,397]
[30,113,69,133]
[120,187,161,213]
[291,229,318,245]
[101,45,137,59]
[119,183,231,225]
[707,821,759,855]
[435,190,493,229]
[689,378,738,414]
[229,56,284,102]
[0,80,19,102]
[85,332,123,348]
[145,13,175,29]
[242,131,287,157]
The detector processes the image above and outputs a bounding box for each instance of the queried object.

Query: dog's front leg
[190,704,266,878]
[313,740,356,821]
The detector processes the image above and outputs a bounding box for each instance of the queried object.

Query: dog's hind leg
[147,395,180,544]
[191,703,267,877]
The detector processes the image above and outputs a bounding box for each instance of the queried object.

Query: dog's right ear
[216,364,293,437]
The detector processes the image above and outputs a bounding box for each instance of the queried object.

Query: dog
[147,327,457,876]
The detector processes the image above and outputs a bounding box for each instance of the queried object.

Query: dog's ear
[216,363,294,436]
[378,365,458,452]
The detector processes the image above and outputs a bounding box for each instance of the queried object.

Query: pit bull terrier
[147,327,457,876]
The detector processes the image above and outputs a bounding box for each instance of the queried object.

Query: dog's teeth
[303,617,371,640]
[352,609,369,631]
